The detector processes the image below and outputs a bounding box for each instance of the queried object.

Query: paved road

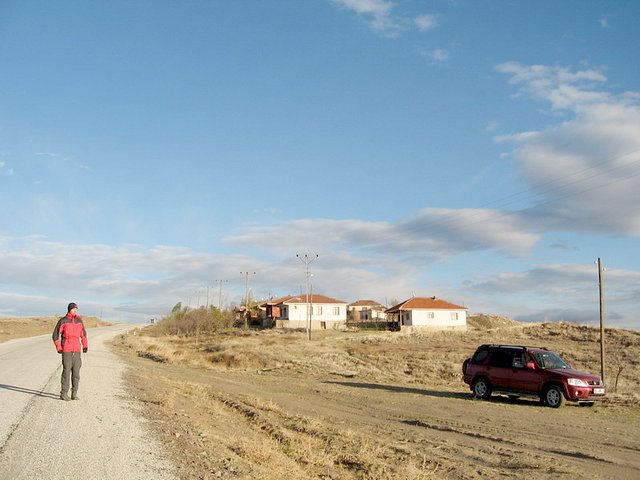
[0,325,177,480]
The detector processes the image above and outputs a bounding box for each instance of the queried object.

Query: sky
[0,0,639,328]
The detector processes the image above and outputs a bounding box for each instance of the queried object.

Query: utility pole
[240,271,256,328]
[216,279,228,310]
[297,254,318,340]
[597,257,605,384]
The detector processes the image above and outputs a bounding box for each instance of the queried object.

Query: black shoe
[71,394,79,400]
[60,394,71,401]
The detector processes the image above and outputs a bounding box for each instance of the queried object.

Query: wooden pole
[597,258,605,384]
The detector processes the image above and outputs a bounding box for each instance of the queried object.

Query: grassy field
[111,316,640,479]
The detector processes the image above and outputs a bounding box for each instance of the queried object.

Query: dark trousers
[61,351,82,396]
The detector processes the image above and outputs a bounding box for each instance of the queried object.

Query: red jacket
[52,313,88,353]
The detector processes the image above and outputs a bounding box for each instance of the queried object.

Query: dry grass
[121,319,640,397]
[115,316,640,479]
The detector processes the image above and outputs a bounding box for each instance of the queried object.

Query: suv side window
[512,351,525,368]
[490,348,516,368]
[472,347,492,364]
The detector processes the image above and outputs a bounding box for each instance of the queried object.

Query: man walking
[52,302,88,401]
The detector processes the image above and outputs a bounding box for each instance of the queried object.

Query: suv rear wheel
[472,378,492,400]
[543,385,566,408]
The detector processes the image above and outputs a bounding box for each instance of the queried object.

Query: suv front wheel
[472,377,492,400]
[543,385,566,408]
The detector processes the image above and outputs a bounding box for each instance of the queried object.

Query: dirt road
[0,325,177,480]
[121,349,640,479]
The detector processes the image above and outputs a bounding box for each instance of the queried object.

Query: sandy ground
[114,324,640,480]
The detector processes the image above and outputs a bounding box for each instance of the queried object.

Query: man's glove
[83,348,88,353]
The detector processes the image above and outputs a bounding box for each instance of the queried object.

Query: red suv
[462,344,605,408]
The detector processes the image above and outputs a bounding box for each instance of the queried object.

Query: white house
[347,299,387,322]
[385,296,467,332]
[264,294,348,330]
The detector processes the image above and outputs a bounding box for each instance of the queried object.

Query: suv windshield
[532,351,570,369]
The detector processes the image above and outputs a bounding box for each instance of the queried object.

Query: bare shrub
[150,307,235,337]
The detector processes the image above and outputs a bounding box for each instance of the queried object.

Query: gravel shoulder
[0,325,177,480]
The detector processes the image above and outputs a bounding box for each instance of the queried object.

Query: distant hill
[0,316,110,343]
[467,314,521,329]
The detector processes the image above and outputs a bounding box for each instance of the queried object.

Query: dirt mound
[467,313,520,329]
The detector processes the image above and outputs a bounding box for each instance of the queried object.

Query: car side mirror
[526,361,536,370]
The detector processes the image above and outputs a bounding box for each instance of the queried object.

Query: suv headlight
[567,378,588,387]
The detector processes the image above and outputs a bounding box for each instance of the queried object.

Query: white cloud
[225,208,539,260]
[467,263,596,296]
[0,235,416,318]
[420,48,450,63]
[464,263,640,325]
[332,1,438,37]
[495,62,609,111]
[599,17,609,28]
[0,236,272,320]
[483,121,499,133]
[332,0,400,36]
[431,48,449,61]
[495,62,640,236]
[35,151,71,162]
[414,14,438,31]
[0,160,14,176]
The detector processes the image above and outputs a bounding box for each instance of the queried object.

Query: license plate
[593,388,605,395]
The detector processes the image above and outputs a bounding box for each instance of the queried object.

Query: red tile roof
[386,296,466,313]
[348,299,385,307]
[262,294,348,305]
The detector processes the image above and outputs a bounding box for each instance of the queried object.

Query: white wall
[279,302,347,329]
[404,309,467,329]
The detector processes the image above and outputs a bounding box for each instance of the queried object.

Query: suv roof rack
[481,344,549,351]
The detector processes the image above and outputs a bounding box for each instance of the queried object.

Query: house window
[315,306,323,315]
[333,307,340,315]
[427,312,434,319]
[451,312,459,321]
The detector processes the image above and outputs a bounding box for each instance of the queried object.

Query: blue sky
[1,0,638,327]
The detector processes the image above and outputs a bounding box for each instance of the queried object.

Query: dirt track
[121,348,640,479]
